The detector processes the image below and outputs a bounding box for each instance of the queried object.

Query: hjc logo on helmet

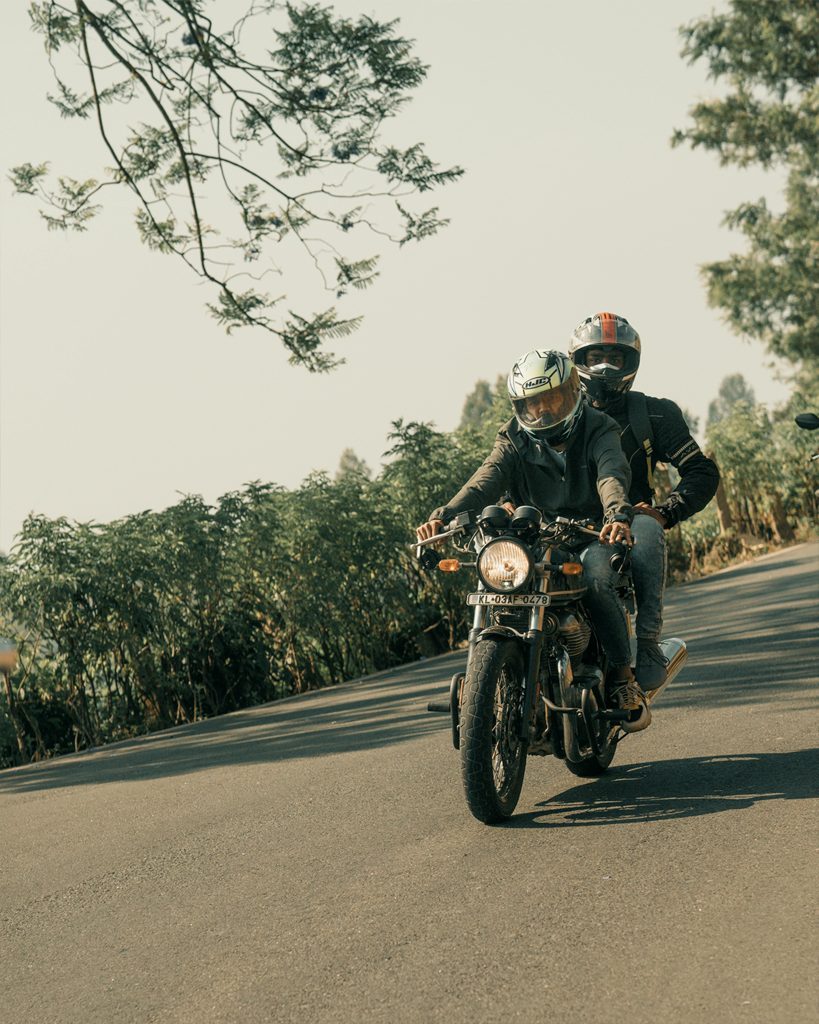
[521,364,564,393]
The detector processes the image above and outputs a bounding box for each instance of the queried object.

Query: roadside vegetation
[1,0,815,765]
[1,368,816,767]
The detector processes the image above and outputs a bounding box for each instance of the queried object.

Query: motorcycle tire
[460,638,528,823]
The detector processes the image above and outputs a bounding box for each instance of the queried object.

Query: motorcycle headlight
[477,538,533,593]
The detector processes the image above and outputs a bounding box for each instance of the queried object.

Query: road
[1,543,817,1024]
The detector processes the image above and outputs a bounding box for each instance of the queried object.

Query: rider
[416,349,650,733]
[568,312,720,689]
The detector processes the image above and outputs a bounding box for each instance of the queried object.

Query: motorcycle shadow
[505,747,818,828]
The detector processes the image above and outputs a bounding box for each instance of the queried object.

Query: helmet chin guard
[583,370,632,409]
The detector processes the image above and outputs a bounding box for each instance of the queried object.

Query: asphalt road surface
[2,543,817,1024]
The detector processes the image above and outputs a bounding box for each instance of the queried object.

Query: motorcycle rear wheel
[460,639,528,823]
[565,687,618,777]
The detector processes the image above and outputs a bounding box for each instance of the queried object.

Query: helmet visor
[512,378,580,431]
[576,345,639,381]
[584,349,625,371]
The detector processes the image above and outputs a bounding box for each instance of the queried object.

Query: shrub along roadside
[0,423,483,766]
[1,377,815,767]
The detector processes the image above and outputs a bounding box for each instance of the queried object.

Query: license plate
[466,593,551,607]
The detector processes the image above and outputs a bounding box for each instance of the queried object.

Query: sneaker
[636,640,668,691]
[609,675,651,733]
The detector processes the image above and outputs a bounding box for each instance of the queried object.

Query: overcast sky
[0,0,791,552]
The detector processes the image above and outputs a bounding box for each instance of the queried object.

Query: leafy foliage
[0,416,482,766]
[706,373,757,427]
[2,370,814,767]
[11,1,462,369]
[700,364,814,548]
[456,375,510,455]
[678,407,701,438]
[673,0,818,361]
[335,448,371,481]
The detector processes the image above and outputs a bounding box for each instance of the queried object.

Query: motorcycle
[418,505,687,824]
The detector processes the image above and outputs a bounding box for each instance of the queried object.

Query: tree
[680,406,701,438]
[458,379,494,430]
[706,373,757,427]
[672,0,818,362]
[10,1,462,371]
[706,401,797,543]
[456,374,510,453]
[335,448,371,481]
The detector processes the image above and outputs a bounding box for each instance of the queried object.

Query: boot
[609,667,651,733]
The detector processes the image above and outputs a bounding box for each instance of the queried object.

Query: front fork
[466,603,547,743]
[520,605,546,741]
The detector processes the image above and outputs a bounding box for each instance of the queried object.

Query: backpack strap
[626,391,655,497]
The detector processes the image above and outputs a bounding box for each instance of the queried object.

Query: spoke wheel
[460,639,528,823]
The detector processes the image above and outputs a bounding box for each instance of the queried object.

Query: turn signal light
[438,559,461,572]
[561,562,582,576]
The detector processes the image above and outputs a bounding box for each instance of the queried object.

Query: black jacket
[431,405,632,528]
[604,392,720,527]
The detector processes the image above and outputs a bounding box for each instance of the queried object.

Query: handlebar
[552,515,600,539]
[412,512,630,575]
[412,514,608,551]
[411,525,465,550]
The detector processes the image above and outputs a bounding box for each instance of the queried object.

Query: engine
[556,609,591,665]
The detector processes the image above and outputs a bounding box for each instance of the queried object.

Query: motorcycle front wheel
[459,639,528,823]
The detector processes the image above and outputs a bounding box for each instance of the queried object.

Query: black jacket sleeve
[651,398,720,527]
[588,413,634,525]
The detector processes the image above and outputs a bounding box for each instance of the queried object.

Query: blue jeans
[579,541,632,667]
[630,513,667,642]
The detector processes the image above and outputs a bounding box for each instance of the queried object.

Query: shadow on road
[2,547,815,795]
[659,562,818,710]
[684,552,811,584]
[507,747,819,829]
[0,654,464,796]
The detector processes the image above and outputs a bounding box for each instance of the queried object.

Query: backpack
[626,391,655,497]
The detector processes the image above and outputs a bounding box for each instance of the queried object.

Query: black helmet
[507,349,583,446]
[569,312,641,408]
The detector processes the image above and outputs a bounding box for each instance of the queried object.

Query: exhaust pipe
[645,637,687,706]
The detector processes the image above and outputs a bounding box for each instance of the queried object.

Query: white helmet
[507,350,583,445]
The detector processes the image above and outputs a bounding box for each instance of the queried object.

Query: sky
[0,0,792,553]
